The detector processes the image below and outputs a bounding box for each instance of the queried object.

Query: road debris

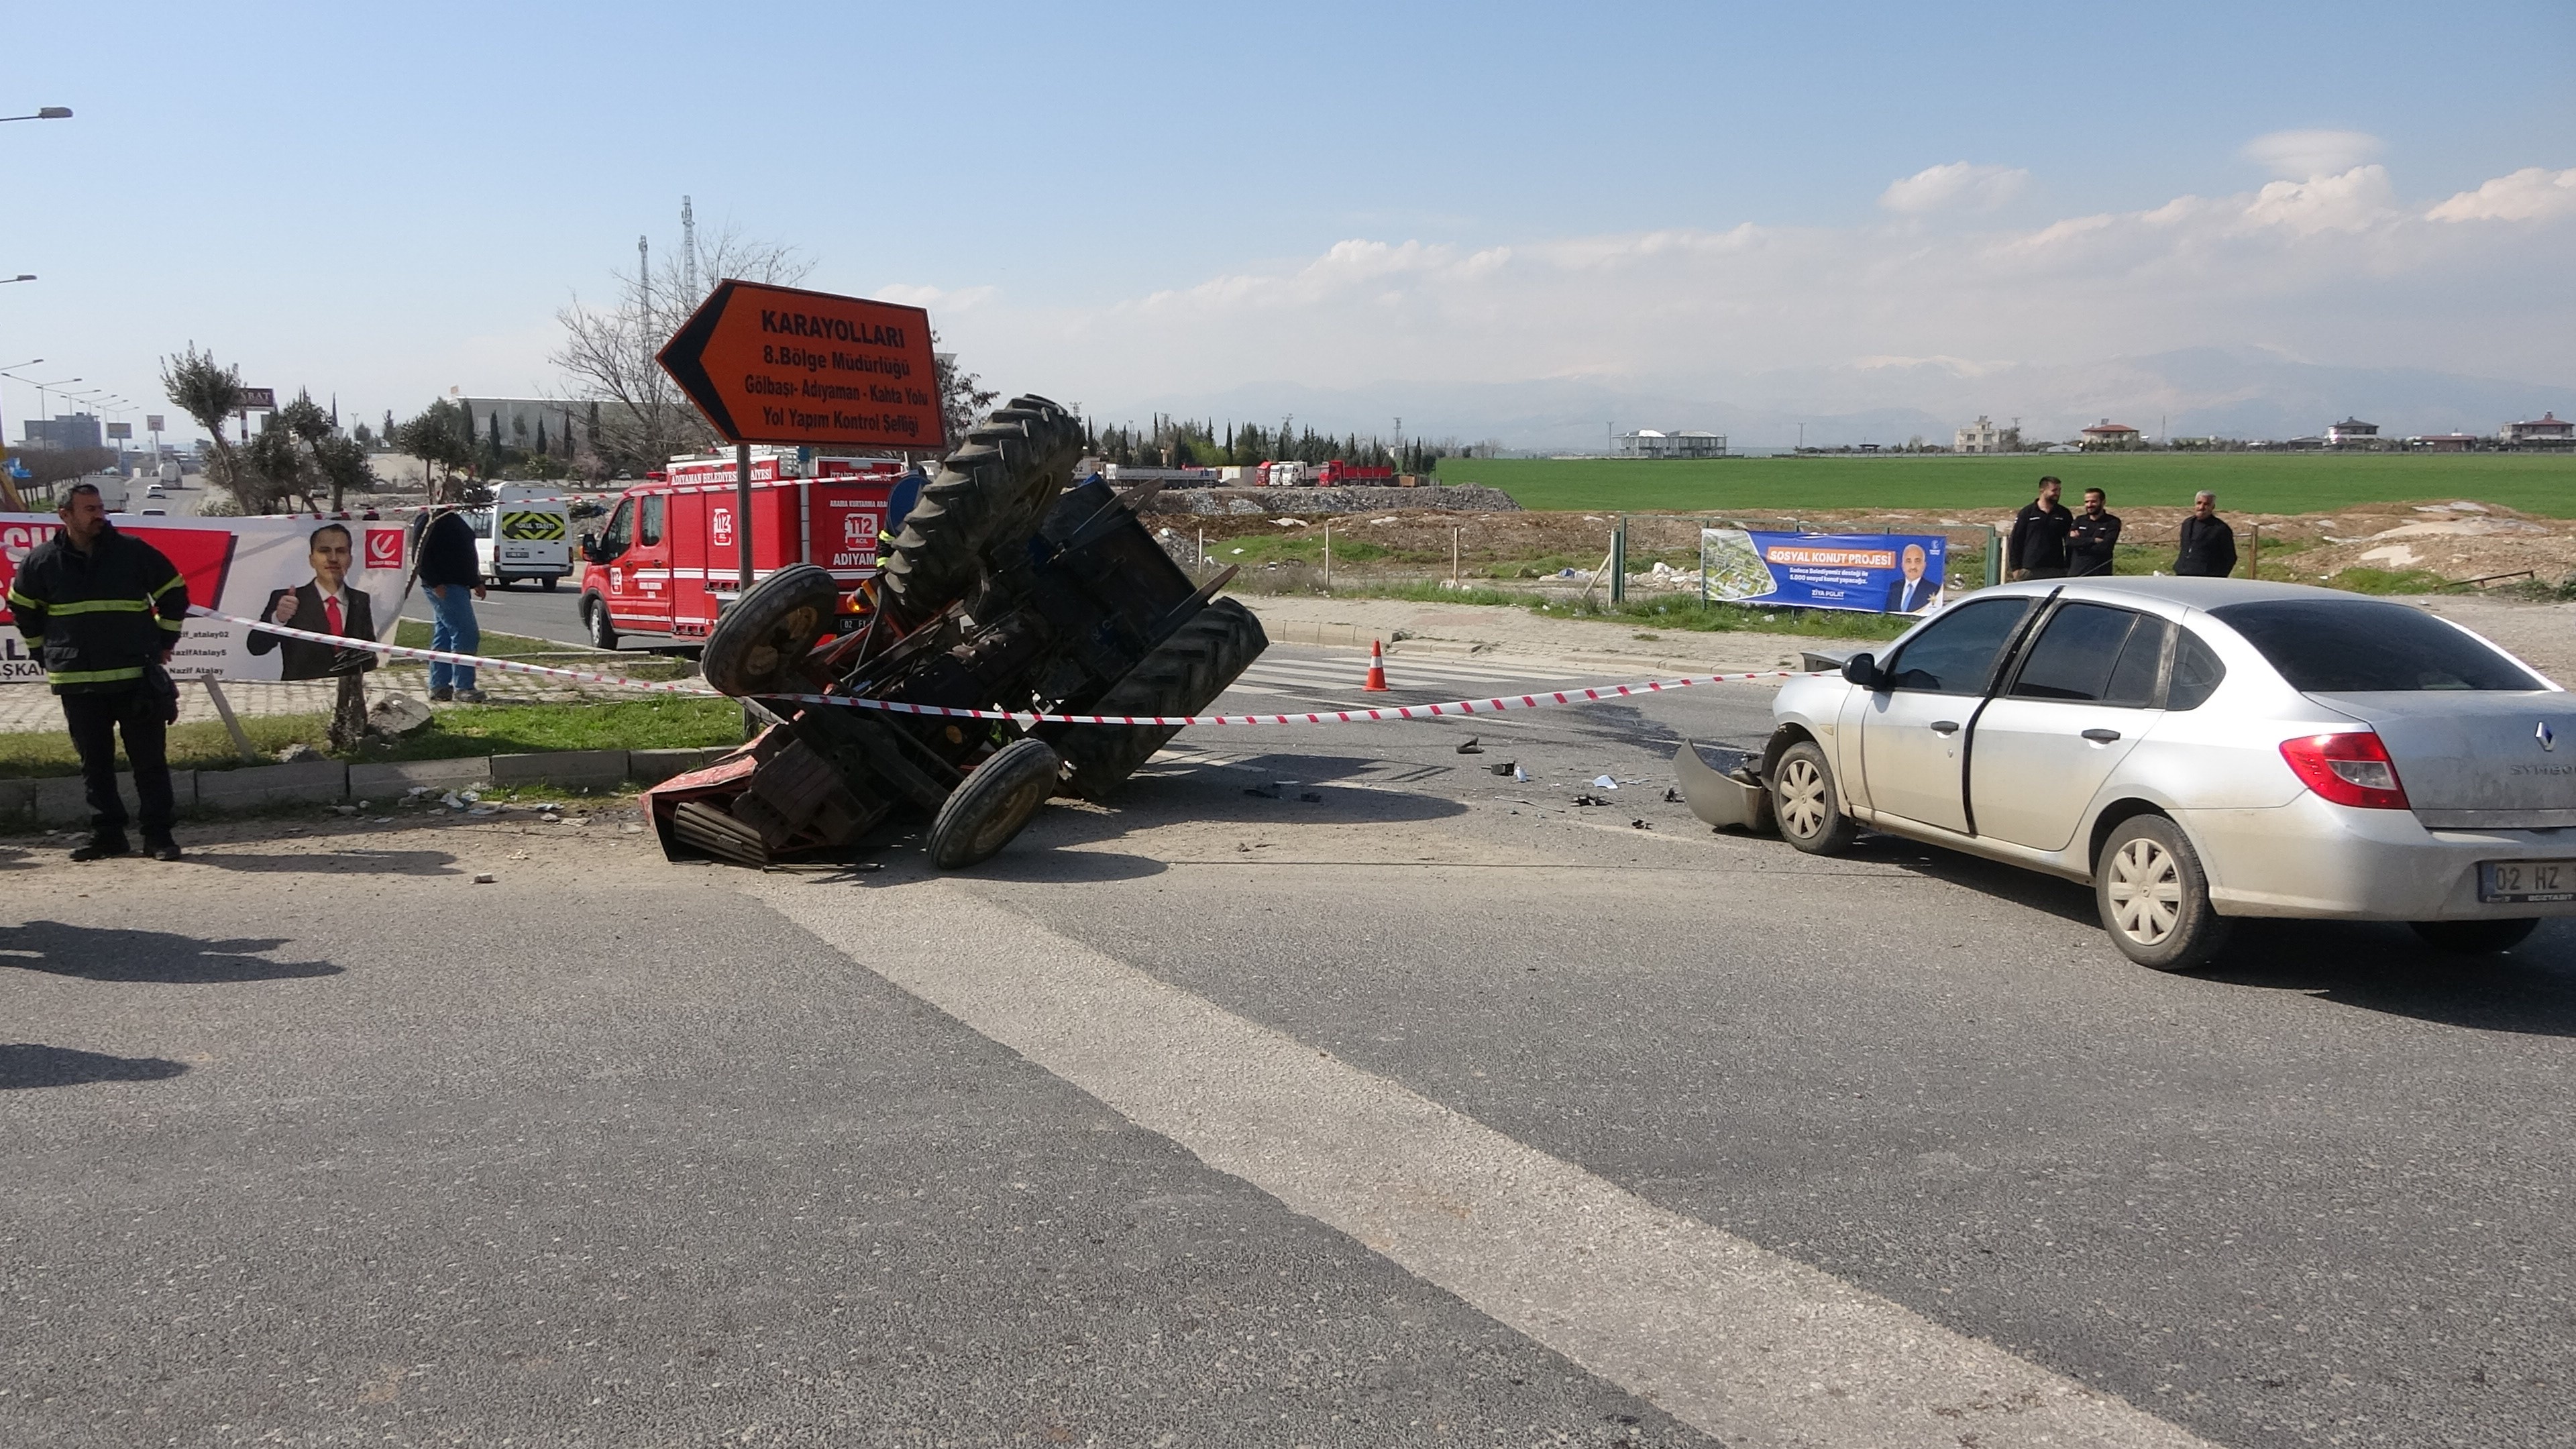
[1456,737,1484,754]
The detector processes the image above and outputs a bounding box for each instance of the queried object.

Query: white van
[471,484,574,590]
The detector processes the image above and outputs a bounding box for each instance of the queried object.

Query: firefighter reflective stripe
[36,597,153,616]
[500,511,567,540]
[5,586,39,610]
[157,615,184,632]
[46,664,146,685]
[154,574,186,597]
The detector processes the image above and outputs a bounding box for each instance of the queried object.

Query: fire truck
[575,447,919,651]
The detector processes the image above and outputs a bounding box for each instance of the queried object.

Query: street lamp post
[0,107,72,123]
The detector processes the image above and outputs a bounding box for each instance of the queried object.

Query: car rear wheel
[582,596,617,651]
[1770,741,1858,856]
[2096,814,2231,971]
[927,738,1061,869]
[701,563,839,696]
[2409,918,2540,954]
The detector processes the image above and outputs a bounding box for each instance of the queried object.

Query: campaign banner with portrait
[1701,529,1948,615]
[0,513,419,684]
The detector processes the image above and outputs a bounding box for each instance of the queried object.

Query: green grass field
[1434,452,2576,516]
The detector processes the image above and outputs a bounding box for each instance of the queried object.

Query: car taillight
[2279,731,2410,810]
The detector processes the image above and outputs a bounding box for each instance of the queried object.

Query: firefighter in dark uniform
[2066,486,2122,577]
[8,482,191,861]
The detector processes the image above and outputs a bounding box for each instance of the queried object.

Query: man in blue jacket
[7,483,190,860]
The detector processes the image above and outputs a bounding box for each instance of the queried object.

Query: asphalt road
[399,574,594,647]
[8,643,2576,1446]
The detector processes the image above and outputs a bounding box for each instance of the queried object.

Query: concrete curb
[8,745,743,828]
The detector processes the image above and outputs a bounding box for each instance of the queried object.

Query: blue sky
[5,1,2571,443]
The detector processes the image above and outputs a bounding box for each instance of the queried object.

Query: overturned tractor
[640,395,1267,869]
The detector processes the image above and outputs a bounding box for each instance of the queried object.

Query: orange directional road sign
[656,279,946,451]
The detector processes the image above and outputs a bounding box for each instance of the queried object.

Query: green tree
[930,327,998,454]
[311,433,376,511]
[241,425,309,513]
[159,343,246,505]
[395,399,478,502]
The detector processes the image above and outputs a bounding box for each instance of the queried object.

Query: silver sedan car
[1676,577,2576,970]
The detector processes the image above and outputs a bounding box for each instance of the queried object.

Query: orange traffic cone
[1362,638,1391,692]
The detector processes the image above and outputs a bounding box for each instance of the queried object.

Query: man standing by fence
[2174,490,2239,578]
[2006,476,2072,581]
[7,482,190,861]
[417,506,486,703]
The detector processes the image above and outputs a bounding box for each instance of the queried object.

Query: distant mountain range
[1104,348,2576,453]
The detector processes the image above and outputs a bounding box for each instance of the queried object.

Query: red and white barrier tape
[191,607,1827,725]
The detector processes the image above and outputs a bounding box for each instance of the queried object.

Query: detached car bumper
[2180,795,2576,920]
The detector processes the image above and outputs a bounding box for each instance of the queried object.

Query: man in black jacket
[7,484,190,861]
[2067,487,2123,576]
[2174,490,2239,578]
[2007,476,2073,580]
[416,507,486,702]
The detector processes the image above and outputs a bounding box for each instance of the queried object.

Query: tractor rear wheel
[700,564,839,696]
[878,396,1084,626]
[1049,598,1269,802]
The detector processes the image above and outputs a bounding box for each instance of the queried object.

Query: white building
[1613,429,1727,459]
[1954,415,2006,453]
[2326,417,2380,446]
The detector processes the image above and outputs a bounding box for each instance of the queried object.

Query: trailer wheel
[927,738,1061,869]
[582,595,618,651]
[1049,597,1269,802]
[879,395,1083,625]
[701,563,839,696]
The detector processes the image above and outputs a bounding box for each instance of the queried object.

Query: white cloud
[2241,129,2382,178]
[2240,165,2399,234]
[1878,161,2032,213]
[873,282,999,311]
[928,161,2576,410]
[2427,166,2576,222]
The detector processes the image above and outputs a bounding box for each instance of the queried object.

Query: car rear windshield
[2212,600,2542,692]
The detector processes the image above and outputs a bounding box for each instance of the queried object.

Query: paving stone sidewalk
[0,660,698,733]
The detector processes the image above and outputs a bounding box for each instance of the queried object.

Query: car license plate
[2480,859,2576,903]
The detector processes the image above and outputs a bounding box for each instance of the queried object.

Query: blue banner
[1701,529,1948,614]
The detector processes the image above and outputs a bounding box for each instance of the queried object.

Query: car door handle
[1929,720,1961,735]
[2081,728,2122,743]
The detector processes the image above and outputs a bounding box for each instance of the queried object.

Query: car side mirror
[578,532,600,564]
[1841,653,1881,688]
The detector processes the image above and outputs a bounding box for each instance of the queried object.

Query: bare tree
[551,219,809,474]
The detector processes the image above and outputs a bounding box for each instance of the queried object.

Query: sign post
[234,386,277,447]
[655,280,945,598]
